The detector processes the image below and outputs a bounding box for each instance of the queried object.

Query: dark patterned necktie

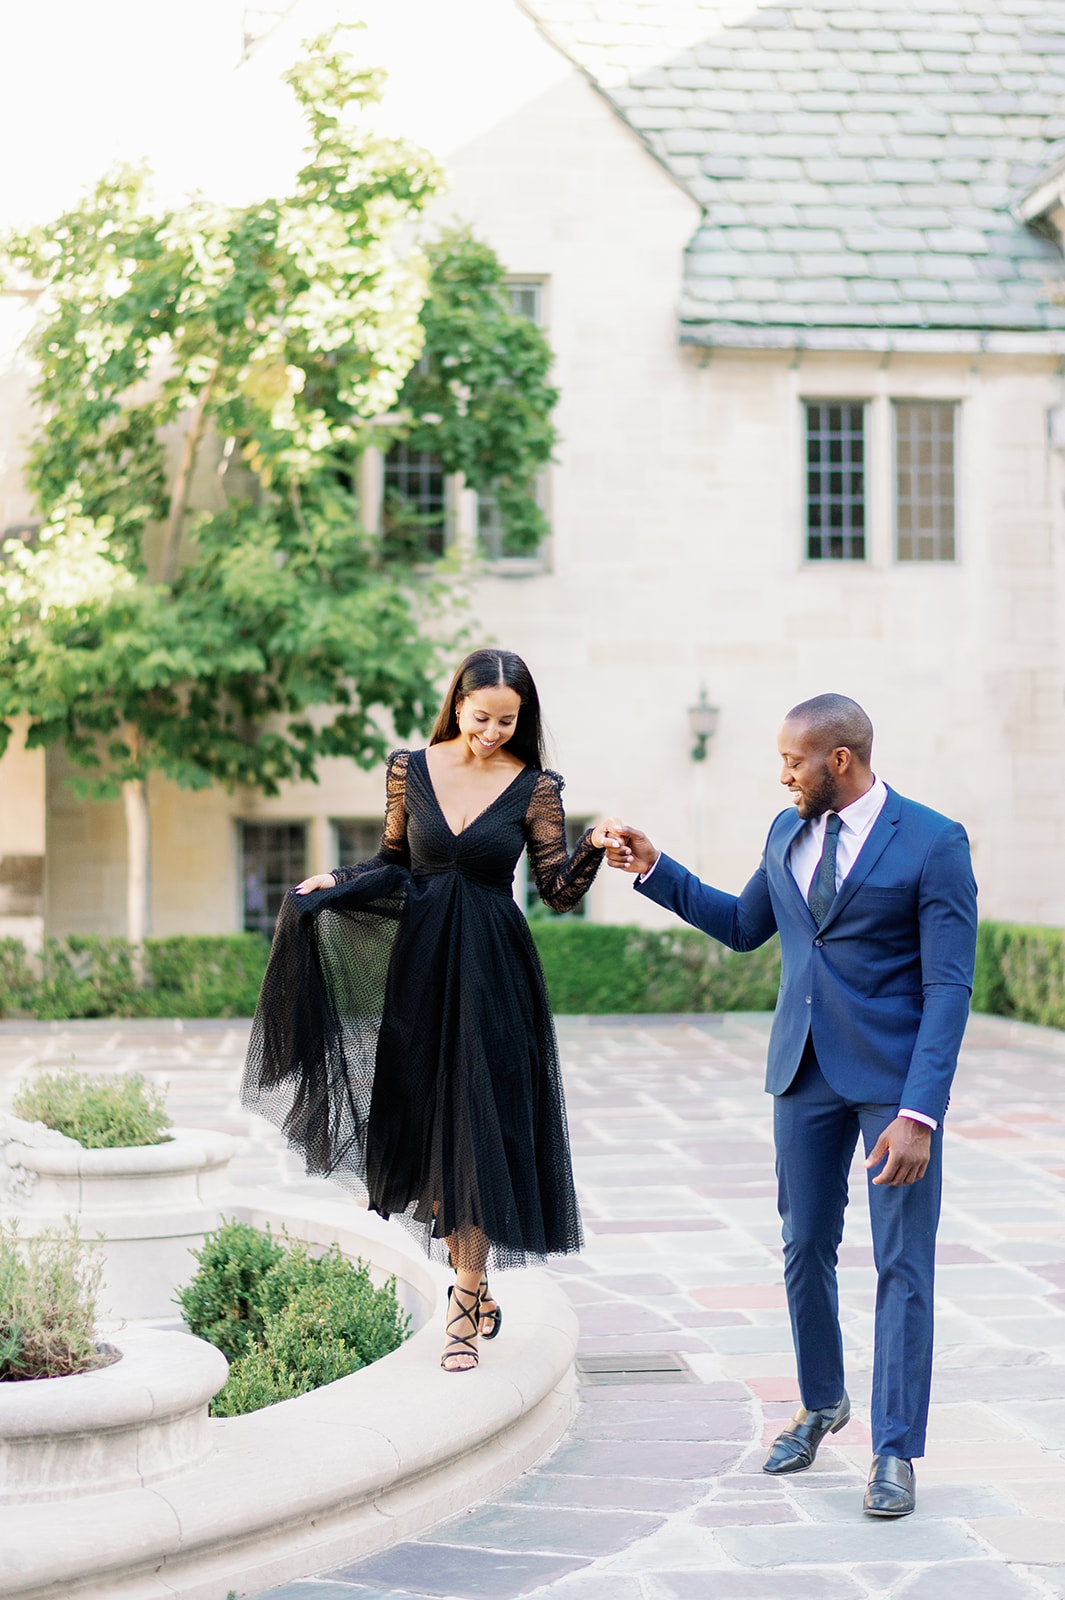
[808,813,843,926]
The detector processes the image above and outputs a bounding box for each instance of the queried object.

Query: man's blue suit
[636,785,977,1459]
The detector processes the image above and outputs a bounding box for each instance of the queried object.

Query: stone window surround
[333,817,382,870]
[797,382,966,571]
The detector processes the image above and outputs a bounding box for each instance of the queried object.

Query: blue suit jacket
[636,788,977,1124]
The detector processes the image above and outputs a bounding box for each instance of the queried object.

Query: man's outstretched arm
[606,826,778,953]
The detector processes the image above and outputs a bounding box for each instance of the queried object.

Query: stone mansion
[3,0,1065,942]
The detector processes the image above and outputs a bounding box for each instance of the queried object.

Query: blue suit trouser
[773,1039,943,1460]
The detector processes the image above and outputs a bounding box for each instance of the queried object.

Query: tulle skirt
[240,866,583,1270]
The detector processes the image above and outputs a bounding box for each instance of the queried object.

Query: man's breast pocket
[856,885,918,923]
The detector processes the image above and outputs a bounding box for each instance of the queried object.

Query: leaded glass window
[805,401,866,562]
[895,402,956,562]
[505,282,543,323]
[383,443,446,559]
[240,822,306,937]
[334,819,381,868]
[477,281,548,560]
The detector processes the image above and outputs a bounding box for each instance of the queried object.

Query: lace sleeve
[332,749,411,881]
[524,769,604,915]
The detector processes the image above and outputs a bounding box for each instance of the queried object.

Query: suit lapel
[769,809,815,922]
[819,786,902,930]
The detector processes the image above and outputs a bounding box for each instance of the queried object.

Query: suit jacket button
[815,937,824,947]
[805,995,812,1004]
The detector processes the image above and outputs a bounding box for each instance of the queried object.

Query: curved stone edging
[0,1191,579,1600]
[5,1127,235,1182]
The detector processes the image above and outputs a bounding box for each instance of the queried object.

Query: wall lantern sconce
[688,687,719,763]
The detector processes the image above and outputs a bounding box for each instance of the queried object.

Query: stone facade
[2,0,1065,937]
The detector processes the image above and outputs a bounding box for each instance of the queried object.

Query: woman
[241,648,619,1372]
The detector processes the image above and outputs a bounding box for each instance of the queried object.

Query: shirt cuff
[899,1108,938,1131]
[636,851,662,884]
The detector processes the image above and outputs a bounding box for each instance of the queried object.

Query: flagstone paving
[1,1011,1064,1599]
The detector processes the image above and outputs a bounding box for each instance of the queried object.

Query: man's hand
[864,1117,932,1186]
[604,826,659,876]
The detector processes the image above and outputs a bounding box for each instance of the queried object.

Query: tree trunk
[123,777,151,974]
[159,376,215,586]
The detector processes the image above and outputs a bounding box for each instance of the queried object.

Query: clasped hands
[598,822,659,875]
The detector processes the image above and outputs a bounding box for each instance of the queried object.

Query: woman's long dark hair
[429,649,546,770]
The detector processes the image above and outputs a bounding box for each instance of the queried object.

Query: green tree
[397,231,558,557]
[0,30,458,947]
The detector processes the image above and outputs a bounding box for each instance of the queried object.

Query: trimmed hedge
[1,919,1063,1027]
[971,920,1065,1031]
[0,934,269,1021]
[0,922,780,1019]
[530,919,781,1013]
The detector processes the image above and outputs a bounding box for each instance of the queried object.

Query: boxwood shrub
[175,1221,411,1415]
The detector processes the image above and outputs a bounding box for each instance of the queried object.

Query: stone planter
[0,1327,228,1505]
[0,1191,578,1600]
[1,1123,236,1320]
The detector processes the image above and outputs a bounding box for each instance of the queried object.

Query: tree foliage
[400,231,558,555]
[0,29,457,798]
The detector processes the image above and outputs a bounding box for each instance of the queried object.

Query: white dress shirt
[788,775,888,900]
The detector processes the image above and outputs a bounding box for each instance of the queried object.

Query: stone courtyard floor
[1,1011,1064,1599]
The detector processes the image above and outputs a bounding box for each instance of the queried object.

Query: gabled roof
[523,0,1065,349]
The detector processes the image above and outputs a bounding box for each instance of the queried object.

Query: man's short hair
[785,693,873,765]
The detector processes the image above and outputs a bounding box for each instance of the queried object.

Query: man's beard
[798,763,841,820]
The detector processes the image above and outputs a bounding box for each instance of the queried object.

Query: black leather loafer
[863,1454,916,1517]
[762,1391,851,1474]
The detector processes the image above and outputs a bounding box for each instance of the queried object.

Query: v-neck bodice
[419,748,530,840]
[404,747,540,889]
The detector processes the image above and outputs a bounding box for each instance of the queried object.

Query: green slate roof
[524,0,1065,348]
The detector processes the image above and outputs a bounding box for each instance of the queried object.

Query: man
[606,694,977,1517]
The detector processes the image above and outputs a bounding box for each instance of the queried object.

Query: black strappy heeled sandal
[441,1282,481,1372]
[478,1277,503,1340]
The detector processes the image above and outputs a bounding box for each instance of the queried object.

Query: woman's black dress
[241,748,603,1269]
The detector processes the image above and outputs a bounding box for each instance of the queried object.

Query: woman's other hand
[293,874,335,895]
